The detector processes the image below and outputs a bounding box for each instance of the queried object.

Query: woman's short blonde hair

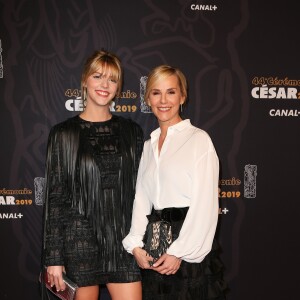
[81,50,122,100]
[145,65,188,103]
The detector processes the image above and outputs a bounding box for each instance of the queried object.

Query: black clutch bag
[40,267,78,300]
[143,207,189,265]
[143,215,173,265]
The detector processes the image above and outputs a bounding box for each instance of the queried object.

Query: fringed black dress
[42,115,143,286]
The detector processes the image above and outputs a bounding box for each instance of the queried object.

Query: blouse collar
[150,119,191,141]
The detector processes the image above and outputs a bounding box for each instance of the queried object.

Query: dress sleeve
[43,127,68,266]
[122,144,153,253]
[167,141,219,263]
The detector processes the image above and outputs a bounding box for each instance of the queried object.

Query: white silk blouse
[122,119,219,263]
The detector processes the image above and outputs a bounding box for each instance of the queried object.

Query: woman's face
[148,74,185,127]
[85,66,118,109]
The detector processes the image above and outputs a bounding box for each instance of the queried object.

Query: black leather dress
[42,115,143,286]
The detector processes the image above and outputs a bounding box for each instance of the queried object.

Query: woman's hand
[46,265,66,292]
[132,247,154,269]
[152,254,181,275]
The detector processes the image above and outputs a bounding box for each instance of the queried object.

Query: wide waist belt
[147,207,189,223]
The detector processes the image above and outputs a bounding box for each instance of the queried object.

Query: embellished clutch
[143,207,189,266]
[143,218,173,265]
[40,267,78,300]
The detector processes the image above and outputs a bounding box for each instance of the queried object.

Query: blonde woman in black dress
[42,50,143,300]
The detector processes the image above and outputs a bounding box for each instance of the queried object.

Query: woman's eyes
[152,91,160,95]
[92,74,117,83]
[151,90,176,95]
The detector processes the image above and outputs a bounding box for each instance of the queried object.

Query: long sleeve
[43,127,68,266]
[167,145,219,263]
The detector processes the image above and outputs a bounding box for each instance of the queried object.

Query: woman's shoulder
[115,115,144,136]
[116,115,141,128]
[191,126,211,140]
[48,115,80,136]
[188,124,215,150]
[143,138,151,147]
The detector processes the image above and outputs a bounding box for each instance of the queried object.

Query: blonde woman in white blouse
[123,65,226,300]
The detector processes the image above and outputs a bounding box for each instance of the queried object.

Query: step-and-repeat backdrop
[0,1,299,299]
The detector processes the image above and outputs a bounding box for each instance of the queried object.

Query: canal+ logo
[191,4,218,11]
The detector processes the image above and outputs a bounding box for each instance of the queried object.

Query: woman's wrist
[132,247,142,255]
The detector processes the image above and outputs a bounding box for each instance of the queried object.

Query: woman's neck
[158,117,182,137]
[80,106,112,122]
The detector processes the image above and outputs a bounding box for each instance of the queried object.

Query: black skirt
[141,208,227,300]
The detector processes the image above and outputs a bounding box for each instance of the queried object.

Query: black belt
[147,207,189,223]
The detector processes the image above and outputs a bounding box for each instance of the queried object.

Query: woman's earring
[180,103,183,113]
[82,87,87,108]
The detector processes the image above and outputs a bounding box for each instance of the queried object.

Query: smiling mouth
[158,107,171,111]
[96,90,109,96]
